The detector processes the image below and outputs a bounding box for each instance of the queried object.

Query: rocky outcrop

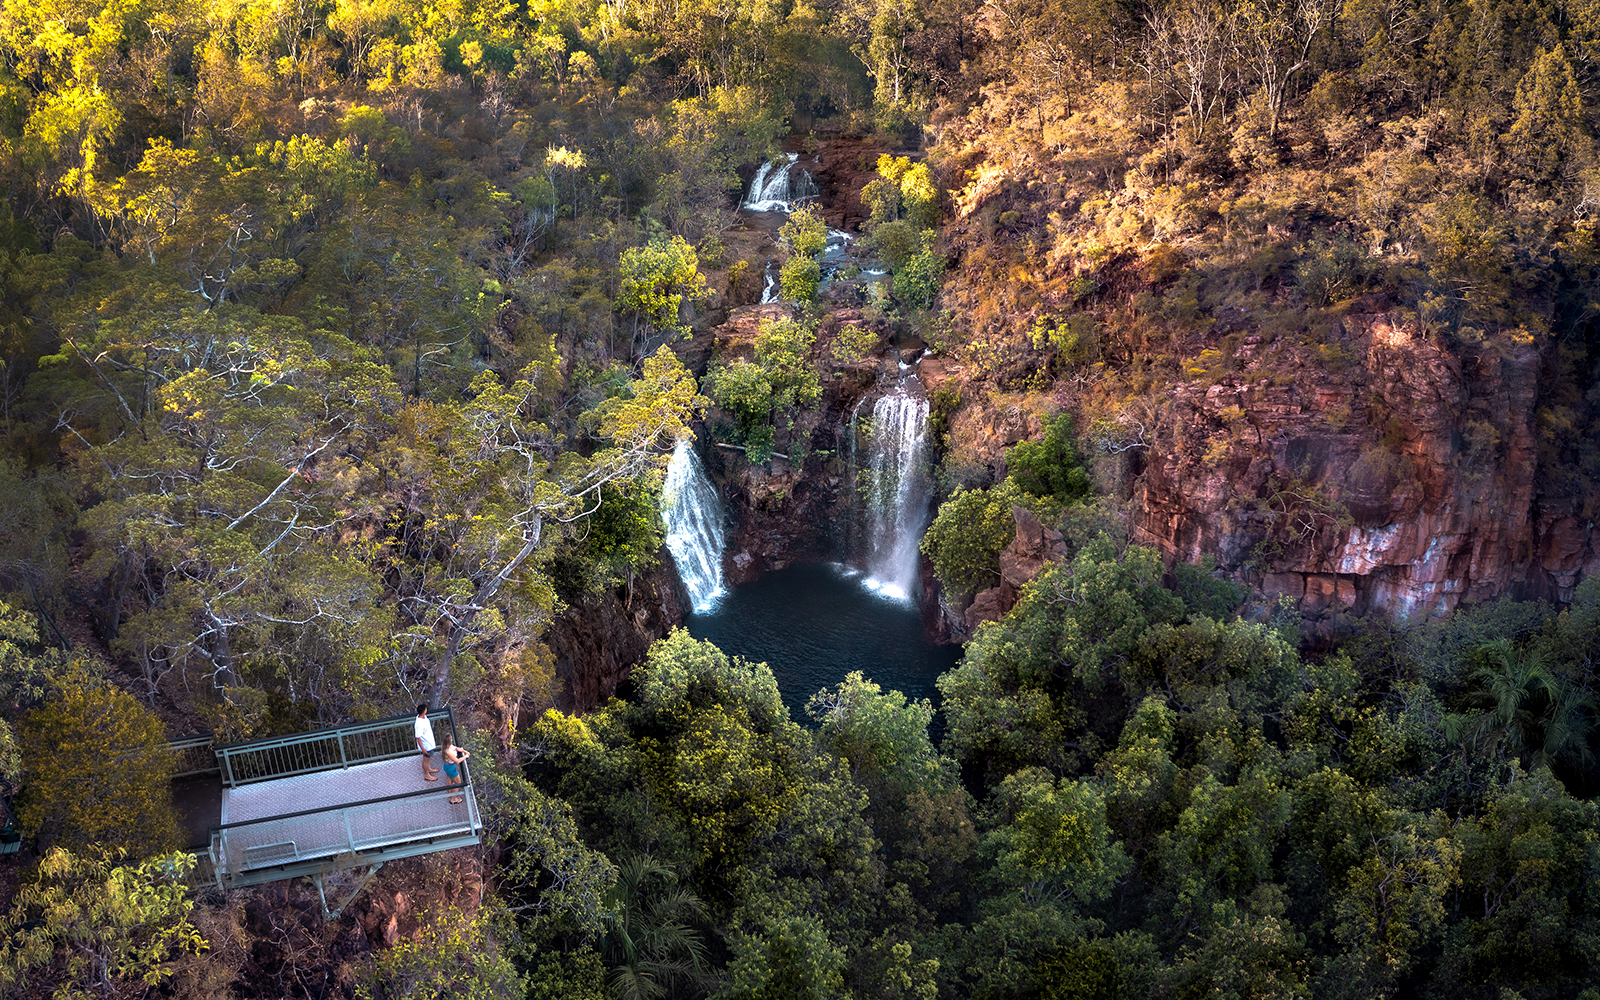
[1131,312,1600,625]
[797,138,900,231]
[697,304,905,580]
[548,566,684,713]
[965,506,1068,630]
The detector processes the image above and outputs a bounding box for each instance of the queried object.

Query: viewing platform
[172,709,482,890]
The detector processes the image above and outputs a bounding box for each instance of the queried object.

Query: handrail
[216,707,458,788]
[213,711,428,753]
[168,735,220,779]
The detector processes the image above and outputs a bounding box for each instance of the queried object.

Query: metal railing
[209,768,481,882]
[215,708,456,788]
[169,736,220,778]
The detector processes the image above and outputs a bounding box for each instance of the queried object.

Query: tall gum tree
[414,345,707,707]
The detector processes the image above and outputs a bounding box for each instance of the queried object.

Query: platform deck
[214,756,476,876]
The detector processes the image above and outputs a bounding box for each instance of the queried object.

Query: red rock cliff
[1130,312,1599,623]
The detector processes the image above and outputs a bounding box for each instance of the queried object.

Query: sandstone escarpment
[1131,312,1599,623]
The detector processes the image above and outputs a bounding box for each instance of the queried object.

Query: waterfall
[742,153,819,213]
[861,391,931,603]
[661,439,726,611]
[760,258,778,302]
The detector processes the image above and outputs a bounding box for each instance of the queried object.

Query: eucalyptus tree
[69,295,400,707]
[402,345,707,707]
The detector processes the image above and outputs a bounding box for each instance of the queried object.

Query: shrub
[1005,414,1092,503]
[779,205,829,259]
[18,677,180,856]
[869,220,922,271]
[779,255,821,303]
[921,480,1033,596]
[830,323,879,363]
[696,232,726,269]
[894,244,945,310]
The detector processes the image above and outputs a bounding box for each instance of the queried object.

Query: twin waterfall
[659,392,932,611]
[655,152,929,610]
[861,391,932,603]
[661,440,726,611]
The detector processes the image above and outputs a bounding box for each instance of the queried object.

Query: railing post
[344,809,357,854]
[338,731,348,770]
[211,832,226,889]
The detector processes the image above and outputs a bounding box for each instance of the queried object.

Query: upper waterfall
[861,390,931,603]
[742,153,819,213]
[661,439,727,611]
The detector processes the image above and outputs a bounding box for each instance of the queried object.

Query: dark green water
[685,562,962,724]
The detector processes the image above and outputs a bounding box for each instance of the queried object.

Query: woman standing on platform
[441,733,471,804]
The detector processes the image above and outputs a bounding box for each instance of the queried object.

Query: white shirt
[414,715,436,751]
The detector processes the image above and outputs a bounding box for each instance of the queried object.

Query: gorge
[8,1,1600,994]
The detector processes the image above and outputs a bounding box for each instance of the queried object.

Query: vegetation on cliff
[2,0,1600,996]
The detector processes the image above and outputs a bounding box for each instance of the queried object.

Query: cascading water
[661,439,727,611]
[760,258,779,302]
[861,390,931,602]
[742,153,819,212]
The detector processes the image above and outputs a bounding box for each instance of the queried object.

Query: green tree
[1155,769,1292,930]
[807,671,940,787]
[705,359,779,460]
[579,478,666,589]
[359,904,525,1000]
[753,317,820,410]
[0,848,206,997]
[616,235,705,351]
[862,157,937,228]
[1333,812,1462,972]
[1503,45,1588,180]
[17,677,180,856]
[1440,769,1600,992]
[721,912,847,1000]
[0,600,68,713]
[779,205,829,259]
[984,767,1129,909]
[893,234,944,310]
[476,734,619,942]
[1160,886,1310,999]
[921,480,1033,597]
[410,345,706,706]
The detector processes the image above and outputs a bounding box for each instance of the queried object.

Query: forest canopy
[4,0,1600,997]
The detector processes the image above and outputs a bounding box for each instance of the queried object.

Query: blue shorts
[442,760,459,779]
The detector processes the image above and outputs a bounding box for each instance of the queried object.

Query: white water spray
[861,391,931,603]
[661,439,727,611]
[742,153,819,213]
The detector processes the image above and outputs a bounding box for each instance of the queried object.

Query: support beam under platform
[313,862,384,921]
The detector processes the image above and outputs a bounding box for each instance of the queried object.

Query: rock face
[965,507,1068,630]
[699,304,897,580]
[547,566,684,713]
[1131,312,1600,624]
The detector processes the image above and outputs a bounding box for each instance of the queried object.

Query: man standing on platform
[415,704,440,780]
